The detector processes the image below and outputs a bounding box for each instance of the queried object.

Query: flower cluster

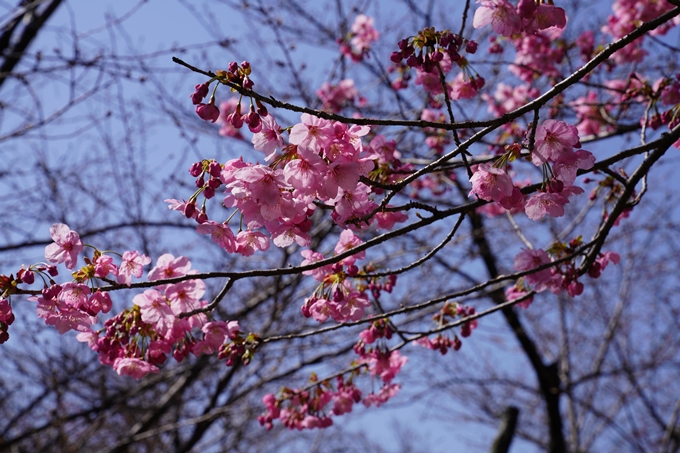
[259,314,407,431]
[514,239,620,296]
[316,79,365,113]
[339,14,380,62]
[416,301,478,354]
[389,27,482,99]
[4,224,259,380]
[524,119,595,221]
[171,110,412,257]
[602,0,678,63]
[472,0,567,37]
[300,230,376,323]
[191,60,261,124]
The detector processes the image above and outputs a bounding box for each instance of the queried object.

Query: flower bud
[465,40,478,54]
[189,162,203,177]
[195,103,220,123]
[208,160,221,177]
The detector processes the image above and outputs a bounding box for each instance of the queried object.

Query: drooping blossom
[362,383,401,408]
[196,221,236,253]
[113,357,159,380]
[133,289,175,333]
[532,119,581,165]
[94,254,118,278]
[468,164,514,203]
[44,223,83,270]
[252,114,283,161]
[472,0,522,37]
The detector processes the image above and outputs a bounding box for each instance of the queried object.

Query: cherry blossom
[472,0,522,37]
[113,357,159,380]
[44,223,83,270]
[117,250,152,286]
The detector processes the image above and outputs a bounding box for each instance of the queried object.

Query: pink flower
[553,150,595,186]
[133,289,175,333]
[44,223,83,270]
[513,248,552,287]
[196,221,236,253]
[113,357,159,380]
[94,254,118,278]
[165,280,206,315]
[117,250,151,286]
[366,350,408,383]
[200,320,240,351]
[374,210,409,230]
[301,249,332,282]
[252,115,283,161]
[334,229,365,266]
[362,383,401,408]
[148,253,192,281]
[0,299,13,324]
[449,73,479,100]
[524,191,569,220]
[330,291,371,322]
[505,284,533,309]
[468,164,515,203]
[271,223,311,248]
[522,4,567,33]
[472,0,522,37]
[57,282,91,309]
[533,120,581,165]
[289,113,334,153]
[235,230,270,256]
[317,79,359,112]
[284,150,327,193]
[216,98,245,139]
[87,291,112,315]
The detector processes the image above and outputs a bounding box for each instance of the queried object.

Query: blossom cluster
[171,109,411,256]
[299,229,398,324]
[415,301,478,354]
[0,224,259,380]
[339,14,380,62]
[389,27,483,100]
[514,237,620,297]
[316,79,365,113]
[472,0,567,37]
[259,318,408,431]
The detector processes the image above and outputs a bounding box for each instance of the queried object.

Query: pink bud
[195,103,220,123]
[256,99,268,117]
[517,0,538,18]
[184,202,196,218]
[208,177,222,189]
[244,107,262,133]
[196,210,209,224]
[189,162,203,177]
[227,112,244,128]
[18,269,34,284]
[190,82,210,105]
[465,40,478,54]
[208,160,221,177]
